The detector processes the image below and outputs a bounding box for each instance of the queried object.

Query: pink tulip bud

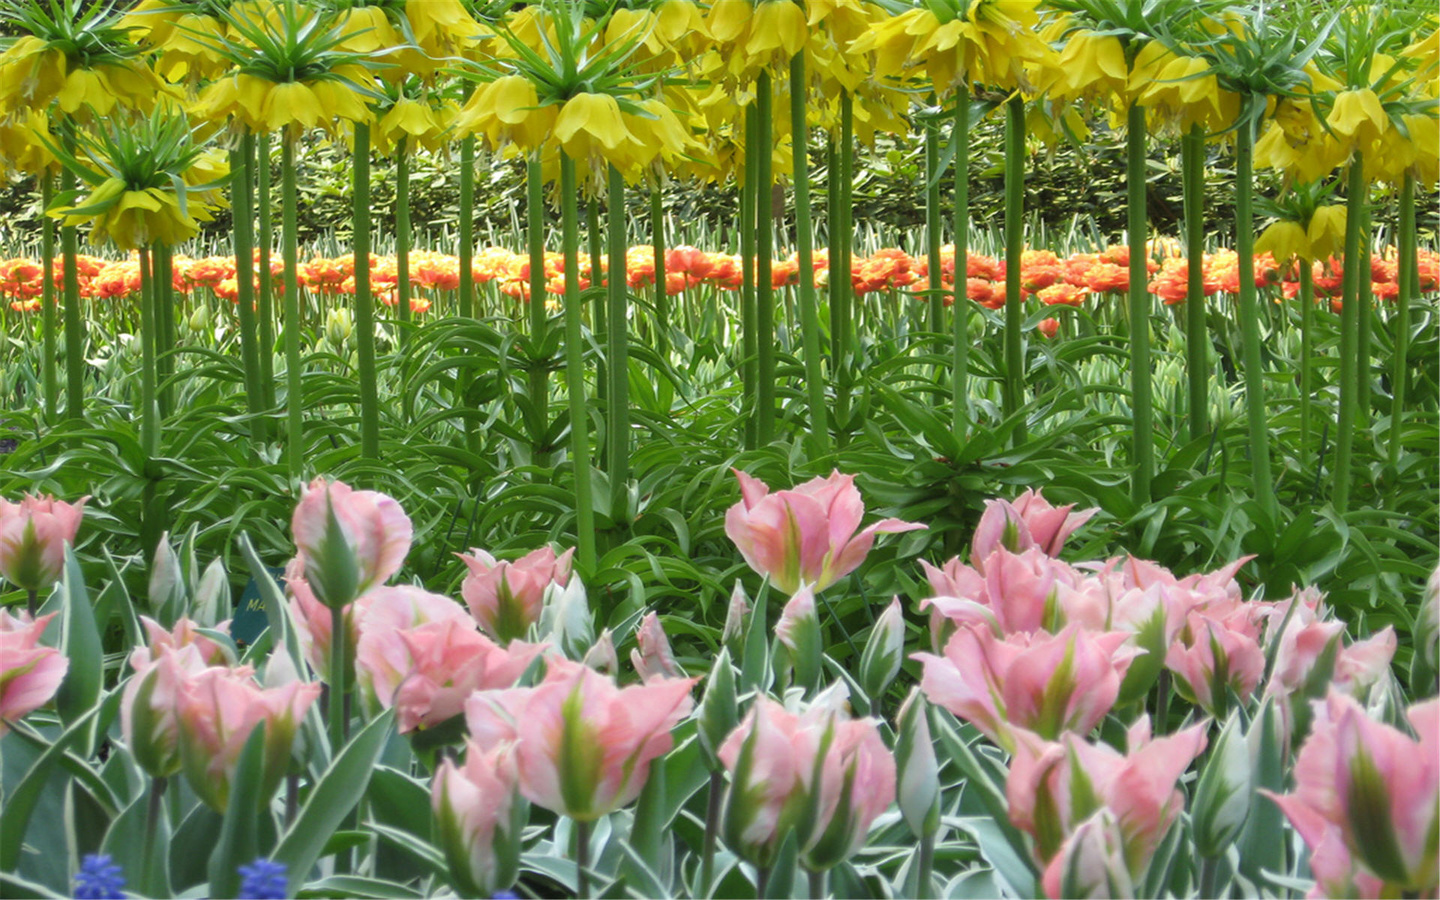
[291,478,412,609]
[915,624,1139,750]
[0,494,86,593]
[432,740,525,897]
[803,709,897,872]
[582,628,619,675]
[858,598,906,700]
[121,643,210,778]
[285,558,376,683]
[1265,692,1439,895]
[722,581,750,647]
[775,585,822,691]
[630,612,682,682]
[355,588,544,733]
[724,469,924,594]
[971,489,1097,566]
[1164,613,1265,716]
[0,610,67,736]
[894,688,940,839]
[458,545,574,644]
[1041,810,1133,899]
[174,664,321,811]
[464,658,695,821]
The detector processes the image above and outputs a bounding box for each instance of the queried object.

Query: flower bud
[325,307,354,347]
[722,580,750,649]
[1192,710,1252,858]
[859,598,905,701]
[291,478,412,610]
[894,688,940,839]
[582,628,618,675]
[0,494,87,593]
[149,533,184,619]
[630,612,681,681]
[187,302,210,334]
[695,647,738,769]
[432,741,525,898]
[775,585,822,694]
[537,576,594,660]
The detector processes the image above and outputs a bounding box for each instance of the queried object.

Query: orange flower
[1036,283,1089,307]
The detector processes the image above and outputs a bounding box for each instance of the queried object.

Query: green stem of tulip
[353,123,379,461]
[741,103,759,451]
[1389,172,1416,469]
[25,589,37,618]
[140,776,166,897]
[1333,155,1364,514]
[40,173,57,422]
[756,70,776,446]
[139,247,158,460]
[952,94,970,442]
[1183,125,1208,442]
[1003,95,1025,442]
[60,168,83,419]
[701,769,722,893]
[459,137,476,320]
[257,131,276,411]
[281,138,303,484]
[1299,261,1315,451]
[395,138,411,339]
[808,867,827,899]
[1127,104,1153,506]
[1199,853,1219,899]
[329,603,347,749]
[575,817,592,900]
[1234,119,1277,522]
[925,107,943,336]
[755,864,771,899]
[791,51,829,459]
[232,137,265,446]
[528,157,549,467]
[916,830,935,900]
[651,184,669,360]
[561,156,597,573]
[606,164,630,521]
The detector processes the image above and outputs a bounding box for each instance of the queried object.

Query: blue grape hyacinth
[237,858,288,899]
[73,854,125,900]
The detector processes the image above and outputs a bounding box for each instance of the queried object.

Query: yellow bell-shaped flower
[1328,88,1388,151]
[1254,220,1312,263]
[554,92,639,166]
[1306,205,1347,261]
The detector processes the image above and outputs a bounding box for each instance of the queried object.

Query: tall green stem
[527,156,549,467]
[755,70,776,446]
[651,184,669,360]
[1299,260,1315,451]
[916,830,935,900]
[833,93,854,441]
[1235,119,1277,521]
[139,248,158,460]
[281,138,303,483]
[40,173,57,421]
[574,818,592,900]
[60,168,83,419]
[1332,155,1365,513]
[1002,95,1026,441]
[257,131,276,410]
[394,137,411,338]
[791,51,829,458]
[459,136,476,320]
[605,164,630,522]
[352,123,379,460]
[925,107,944,335]
[560,156,597,573]
[328,604,348,749]
[952,95,970,442]
[1389,172,1416,468]
[740,102,759,450]
[1183,125,1209,442]
[1127,103,1153,505]
[155,243,175,417]
[700,770,722,893]
[231,137,265,444]
[1355,202,1372,430]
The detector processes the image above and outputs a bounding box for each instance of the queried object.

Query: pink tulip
[803,706,897,871]
[458,545,573,644]
[121,643,210,778]
[1333,626,1396,695]
[630,612,681,681]
[174,663,321,811]
[1006,717,1208,873]
[0,610,67,735]
[0,494,86,593]
[354,589,543,733]
[1265,692,1438,895]
[291,478,412,609]
[1164,612,1265,716]
[970,489,1097,565]
[134,615,231,668]
[465,657,695,821]
[432,740,524,897]
[1041,810,1134,900]
[915,624,1138,749]
[919,548,1085,647]
[724,469,924,594]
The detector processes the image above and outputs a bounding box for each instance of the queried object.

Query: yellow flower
[1254,220,1312,263]
[0,37,67,115]
[744,0,807,60]
[1051,31,1128,102]
[263,81,324,132]
[1306,205,1347,261]
[404,0,481,56]
[335,5,401,54]
[1327,88,1388,150]
[0,109,56,176]
[553,92,638,164]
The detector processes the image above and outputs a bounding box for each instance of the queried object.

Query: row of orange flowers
[3,242,1436,315]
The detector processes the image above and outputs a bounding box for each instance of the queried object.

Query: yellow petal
[554,93,630,151]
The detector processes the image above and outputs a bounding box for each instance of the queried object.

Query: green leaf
[296,875,424,899]
[101,783,172,899]
[274,709,396,895]
[53,547,101,741]
[0,704,101,871]
[208,724,270,900]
